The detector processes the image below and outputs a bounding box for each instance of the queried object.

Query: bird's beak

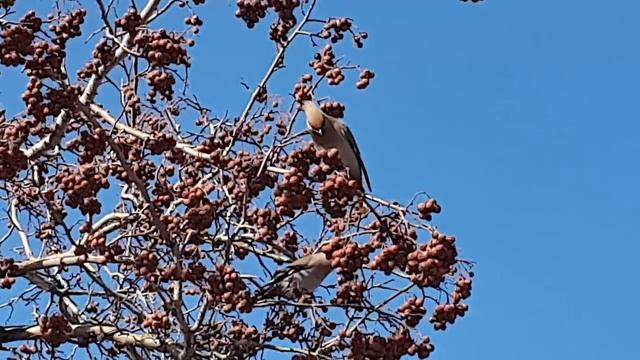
[312,128,323,136]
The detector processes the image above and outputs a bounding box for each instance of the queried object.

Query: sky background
[2,0,640,359]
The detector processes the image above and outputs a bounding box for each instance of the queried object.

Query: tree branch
[24,0,163,159]
[0,323,179,354]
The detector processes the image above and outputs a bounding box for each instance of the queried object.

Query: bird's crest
[302,100,325,131]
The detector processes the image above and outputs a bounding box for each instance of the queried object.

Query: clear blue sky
[331,1,640,359]
[2,1,640,359]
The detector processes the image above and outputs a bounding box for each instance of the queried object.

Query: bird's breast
[311,130,362,184]
[299,267,330,291]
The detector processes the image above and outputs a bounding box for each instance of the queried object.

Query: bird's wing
[257,260,313,297]
[268,262,311,285]
[341,125,372,191]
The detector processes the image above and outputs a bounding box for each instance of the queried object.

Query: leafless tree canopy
[0,0,479,359]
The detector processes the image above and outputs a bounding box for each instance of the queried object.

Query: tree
[0,0,478,359]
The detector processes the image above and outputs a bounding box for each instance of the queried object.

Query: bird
[302,100,372,191]
[257,252,333,300]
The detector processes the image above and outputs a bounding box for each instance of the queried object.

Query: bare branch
[0,324,179,353]
[9,199,33,259]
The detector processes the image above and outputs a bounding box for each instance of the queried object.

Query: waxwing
[257,252,333,299]
[302,100,372,191]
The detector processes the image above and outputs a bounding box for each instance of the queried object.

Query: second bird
[302,100,372,191]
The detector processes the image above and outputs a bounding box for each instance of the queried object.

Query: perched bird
[302,100,372,191]
[257,252,333,300]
